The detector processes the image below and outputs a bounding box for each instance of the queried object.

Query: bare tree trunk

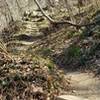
[3,0,14,23]
[34,0,54,22]
[16,0,23,16]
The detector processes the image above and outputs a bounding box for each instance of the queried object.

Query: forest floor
[0,9,100,100]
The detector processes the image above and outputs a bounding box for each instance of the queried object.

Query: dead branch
[34,0,100,28]
[34,0,54,23]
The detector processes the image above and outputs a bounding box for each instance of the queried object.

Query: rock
[56,95,89,100]
[30,11,43,18]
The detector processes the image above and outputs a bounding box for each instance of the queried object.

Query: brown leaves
[0,56,70,99]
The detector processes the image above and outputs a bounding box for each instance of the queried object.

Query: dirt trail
[65,72,100,100]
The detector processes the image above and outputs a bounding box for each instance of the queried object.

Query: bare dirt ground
[65,72,100,100]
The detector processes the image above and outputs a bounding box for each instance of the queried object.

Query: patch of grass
[66,45,81,58]
[32,54,55,70]
[67,32,75,39]
[46,60,55,71]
